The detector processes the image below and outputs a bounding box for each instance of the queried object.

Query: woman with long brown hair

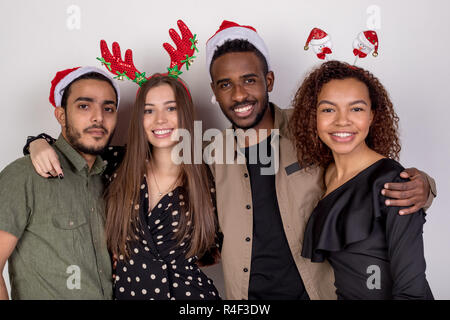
[25,74,221,300]
[290,60,433,299]
[103,74,220,300]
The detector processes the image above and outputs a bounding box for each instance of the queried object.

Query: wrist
[23,133,54,155]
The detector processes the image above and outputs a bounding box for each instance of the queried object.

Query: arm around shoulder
[421,170,437,211]
[23,134,61,178]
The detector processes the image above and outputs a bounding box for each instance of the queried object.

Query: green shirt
[0,135,112,299]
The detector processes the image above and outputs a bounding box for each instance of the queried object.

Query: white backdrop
[1,0,449,299]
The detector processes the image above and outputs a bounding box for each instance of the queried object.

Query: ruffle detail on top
[301,158,406,262]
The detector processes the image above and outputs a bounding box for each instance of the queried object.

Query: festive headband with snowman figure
[304,27,379,64]
[96,19,198,94]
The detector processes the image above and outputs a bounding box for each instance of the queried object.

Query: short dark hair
[60,72,117,109]
[209,39,269,78]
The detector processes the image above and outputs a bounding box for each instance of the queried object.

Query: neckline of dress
[320,158,390,202]
[148,184,183,213]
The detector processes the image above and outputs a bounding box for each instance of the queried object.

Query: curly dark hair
[289,60,400,168]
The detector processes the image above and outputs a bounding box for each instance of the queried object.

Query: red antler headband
[96,19,198,92]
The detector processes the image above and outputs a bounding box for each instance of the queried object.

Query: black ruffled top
[301,158,433,300]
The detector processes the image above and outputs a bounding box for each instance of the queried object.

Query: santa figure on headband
[352,30,379,58]
[304,28,333,60]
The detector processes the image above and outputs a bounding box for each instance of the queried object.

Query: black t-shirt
[243,134,309,300]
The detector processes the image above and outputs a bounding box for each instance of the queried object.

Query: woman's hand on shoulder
[29,139,63,179]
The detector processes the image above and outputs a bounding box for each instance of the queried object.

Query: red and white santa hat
[304,28,330,50]
[49,66,120,108]
[358,30,379,56]
[205,20,271,71]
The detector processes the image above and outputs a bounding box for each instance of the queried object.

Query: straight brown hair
[104,74,217,260]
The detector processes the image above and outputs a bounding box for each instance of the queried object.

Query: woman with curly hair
[290,60,433,299]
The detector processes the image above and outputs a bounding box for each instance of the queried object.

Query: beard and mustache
[65,116,114,156]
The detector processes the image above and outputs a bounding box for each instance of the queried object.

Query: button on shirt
[0,134,112,299]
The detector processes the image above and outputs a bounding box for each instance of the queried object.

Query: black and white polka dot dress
[113,180,221,300]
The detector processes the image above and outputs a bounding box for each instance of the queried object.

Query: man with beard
[206,21,437,300]
[0,66,120,299]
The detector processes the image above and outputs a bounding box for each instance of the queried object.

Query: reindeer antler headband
[96,19,198,91]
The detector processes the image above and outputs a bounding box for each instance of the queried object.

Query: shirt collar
[54,134,107,175]
[271,103,291,138]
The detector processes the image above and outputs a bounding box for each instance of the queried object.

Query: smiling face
[143,83,179,150]
[210,51,274,130]
[316,78,374,157]
[57,79,117,155]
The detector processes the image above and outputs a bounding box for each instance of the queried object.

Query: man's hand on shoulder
[382,167,431,215]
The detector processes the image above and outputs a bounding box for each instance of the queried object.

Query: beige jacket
[208,104,336,300]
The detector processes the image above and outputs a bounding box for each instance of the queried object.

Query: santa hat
[205,20,271,71]
[358,30,379,57]
[49,66,120,108]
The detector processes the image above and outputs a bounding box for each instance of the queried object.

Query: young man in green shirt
[0,67,120,299]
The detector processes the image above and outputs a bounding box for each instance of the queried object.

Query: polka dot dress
[113,180,220,300]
